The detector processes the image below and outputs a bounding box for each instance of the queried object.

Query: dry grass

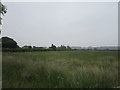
[2,50,119,88]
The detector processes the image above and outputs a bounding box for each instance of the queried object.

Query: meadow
[2,50,119,88]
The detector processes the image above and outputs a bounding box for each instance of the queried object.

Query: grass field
[2,50,119,88]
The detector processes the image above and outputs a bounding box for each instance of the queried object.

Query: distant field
[2,50,119,88]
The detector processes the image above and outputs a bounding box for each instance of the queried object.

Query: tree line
[1,37,75,52]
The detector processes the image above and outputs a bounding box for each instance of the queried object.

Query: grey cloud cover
[2,2,118,47]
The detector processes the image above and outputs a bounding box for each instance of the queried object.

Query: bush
[1,37,19,48]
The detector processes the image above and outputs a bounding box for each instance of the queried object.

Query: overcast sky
[2,2,118,47]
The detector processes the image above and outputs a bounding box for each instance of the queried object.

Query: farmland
[2,50,119,88]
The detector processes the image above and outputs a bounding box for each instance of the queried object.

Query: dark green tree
[28,46,32,48]
[60,45,66,50]
[67,45,71,50]
[1,37,19,48]
[49,44,56,50]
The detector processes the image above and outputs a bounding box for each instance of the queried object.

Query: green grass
[2,50,119,88]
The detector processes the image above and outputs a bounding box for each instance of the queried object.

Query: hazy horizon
[2,2,118,47]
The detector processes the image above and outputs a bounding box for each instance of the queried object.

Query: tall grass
[2,50,118,88]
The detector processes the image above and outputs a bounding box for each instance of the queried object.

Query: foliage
[49,44,72,51]
[57,45,72,51]
[0,2,7,15]
[0,2,7,25]
[49,44,56,50]
[22,45,32,49]
[1,37,19,48]
[1,36,72,52]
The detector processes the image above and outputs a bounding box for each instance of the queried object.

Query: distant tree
[29,46,32,48]
[49,44,56,50]
[1,37,19,48]
[22,45,32,49]
[60,45,66,49]
[28,46,32,48]
[67,45,71,50]
[33,46,36,48]
[57,45,67,51]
